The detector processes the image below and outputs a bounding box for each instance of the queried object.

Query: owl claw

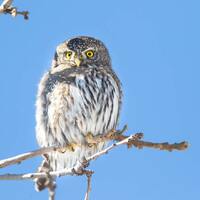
[57,147,67,153]
[86,132,98,148]
[57,143,78,153]
[86,132,94,143]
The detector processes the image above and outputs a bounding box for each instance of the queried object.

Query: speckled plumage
[35,36,122,190]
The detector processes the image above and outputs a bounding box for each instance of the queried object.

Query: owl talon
[86,132,94,143]
[57,143,77,153]
[58,147,67,153]
[67,143,77,152]
[86,132,98,148]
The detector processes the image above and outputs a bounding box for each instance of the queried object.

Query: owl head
[51,36,111,71]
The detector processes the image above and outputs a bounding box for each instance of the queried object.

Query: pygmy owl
[35,36,122,190]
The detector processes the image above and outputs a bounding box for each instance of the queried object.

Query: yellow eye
[65,51,72,59]
[86,50,94,58]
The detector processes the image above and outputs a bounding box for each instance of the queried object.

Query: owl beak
[74,57,82,67]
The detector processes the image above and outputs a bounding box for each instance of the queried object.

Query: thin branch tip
[0,0,29,19]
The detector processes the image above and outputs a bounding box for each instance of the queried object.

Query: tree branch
[84,171,93,200]
[0,129,188,170]
[0,129,188,181]
[0,146,61,169]
[48,181,56,200]
[0,127,189,200]
[0,0,29,19]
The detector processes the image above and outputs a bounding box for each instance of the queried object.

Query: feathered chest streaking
[36,67,121,147]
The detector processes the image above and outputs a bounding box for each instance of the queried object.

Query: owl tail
[34,156,56,192]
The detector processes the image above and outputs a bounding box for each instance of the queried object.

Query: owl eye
[85,50,94,58]
[65,51,72,59]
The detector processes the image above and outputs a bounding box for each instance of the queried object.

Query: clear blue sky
[0,0,199,199]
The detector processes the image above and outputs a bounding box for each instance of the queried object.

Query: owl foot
[86,132,98,148]
[57,143,78,153]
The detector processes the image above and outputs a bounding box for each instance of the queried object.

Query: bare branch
[48,181,56,200]
[0,0,29,19]
[0,129,188,171]
[0,143,78,169]
[0,146,60,169]
[0,128,188,171]
[85,127,188,152]
[128,140,188,151]
[84,172,93,200]
[0,170,73,181]
[0,131,188,181]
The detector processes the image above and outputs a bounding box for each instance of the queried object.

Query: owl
[35,36,122,191]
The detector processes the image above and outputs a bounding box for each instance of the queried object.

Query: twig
[0,143,78,169]
[85,127,188,152]
[48,181,56,200]
[0,146,61,169]
[128,140,188,151]
[84,172,93,200]
[0,0,29,19]
[0,132,188,181]
[0,129,188,170]
[49,191,55,200]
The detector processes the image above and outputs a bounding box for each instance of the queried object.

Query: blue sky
[0,0,199,199]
